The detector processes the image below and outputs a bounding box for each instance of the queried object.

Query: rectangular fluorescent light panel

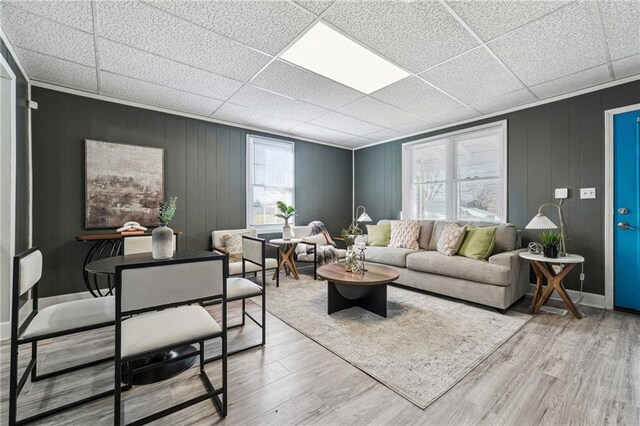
[281,22,410,94]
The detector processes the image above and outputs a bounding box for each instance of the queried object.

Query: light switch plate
[580,187,596,199]
[555,188,568,199]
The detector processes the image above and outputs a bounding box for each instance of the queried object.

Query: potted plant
[275,201,296,240]
[540,231,562,258]
[152,196,177,259]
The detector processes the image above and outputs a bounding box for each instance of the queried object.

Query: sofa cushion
[366,223,391,246]
[458,225,497,260]
[365,246,421,267]
[406,251,510,286]
[437,222,467,256]
[417,220,434,250]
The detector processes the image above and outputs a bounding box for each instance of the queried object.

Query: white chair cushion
[227,277,262,300]
[122,305,220,358]
[228,258,277,276]
[22,296,115,339]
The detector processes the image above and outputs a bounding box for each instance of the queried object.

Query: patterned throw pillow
[437,223,467,256]
[388,220,420,249]
[223,232,251,262]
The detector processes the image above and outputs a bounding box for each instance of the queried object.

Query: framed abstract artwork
[85,139,164,228]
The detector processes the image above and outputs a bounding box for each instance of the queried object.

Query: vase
[152,224,174,259]
[344,246,356,272]
[282,225,292,240]
[543,244,558,258]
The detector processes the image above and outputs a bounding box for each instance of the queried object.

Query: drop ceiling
[1,0,638,149]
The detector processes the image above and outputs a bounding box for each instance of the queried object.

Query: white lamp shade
[356,212,372,222]
[525,213,558,230]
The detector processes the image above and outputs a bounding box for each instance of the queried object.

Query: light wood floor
[2,274,639,425]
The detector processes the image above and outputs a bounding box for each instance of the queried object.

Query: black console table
[75,231,181,297]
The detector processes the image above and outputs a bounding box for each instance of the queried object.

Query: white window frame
[246,135,295,233]
[402,120,508,223]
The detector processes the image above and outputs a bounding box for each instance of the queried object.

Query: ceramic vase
[283,225,292,240]
[152,224,174,259]
[345,246,355,272]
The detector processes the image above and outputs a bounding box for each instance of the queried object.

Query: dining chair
[122,234,177,255]
[206,236,266,363]
[9,247,115,425]
[114,254,228,424]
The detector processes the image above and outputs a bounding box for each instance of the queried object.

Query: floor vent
[539,306,568,316]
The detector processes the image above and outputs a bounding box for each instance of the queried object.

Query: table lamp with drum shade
[526,201,567,256]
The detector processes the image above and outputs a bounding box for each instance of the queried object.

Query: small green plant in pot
[540,231,562,258]
[275,201,296,240]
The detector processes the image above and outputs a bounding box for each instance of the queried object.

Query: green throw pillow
[458,225,497,260]
[366,224,391,246]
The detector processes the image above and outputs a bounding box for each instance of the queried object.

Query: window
[247,135,295,233]
[402,121,507,222]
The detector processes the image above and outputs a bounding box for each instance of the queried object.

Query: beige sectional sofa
[358,220,529,312]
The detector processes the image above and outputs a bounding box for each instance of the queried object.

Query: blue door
[614,109,640,311]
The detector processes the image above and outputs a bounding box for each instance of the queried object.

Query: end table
[269,238,303,280]
[519,252,585,319]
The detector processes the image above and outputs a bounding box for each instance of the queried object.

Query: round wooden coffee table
[317,263,399,318]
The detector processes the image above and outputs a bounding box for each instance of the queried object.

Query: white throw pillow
[223,232,251,262]
[388,220,420,250]
[296,233,330,254]
[437,223,466,256]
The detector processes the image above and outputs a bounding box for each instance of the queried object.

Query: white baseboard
[527,283,606,309]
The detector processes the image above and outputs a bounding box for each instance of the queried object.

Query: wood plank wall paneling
[354,80,640,295]
[31,87,353,297]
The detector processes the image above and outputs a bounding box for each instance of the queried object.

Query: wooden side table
[519,252,585,319]
[269,238,303,280]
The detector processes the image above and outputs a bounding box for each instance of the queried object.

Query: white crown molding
[0,25,31,84]
[355,74,640,151]
[29,80,354,151]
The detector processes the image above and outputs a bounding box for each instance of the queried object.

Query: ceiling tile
[530,65,611,99]
[3,0,94,32]
[0,3,95,66]
[99,39,242,101]
[365,128,403,142]
[97,1,270,82]
[16,47,97,93]
[420,47,524,105]
[251,60,363,110]
[310,112,384,136]
[229,85,329,122]
[212,102,303,134]
[488,2,607,86]
[612,54,640,80]
[447,0,572,42]
[598,0,640,61]
[371,77,466,121]
[148,0,314,55]
[101,72,223,116]
[470,89,537,115]
[337,96,419,128]
[391,118,435,134]
[293,0,334,16]
[323,1,479,72]
[288,122,354,144]
[430,106,481,126]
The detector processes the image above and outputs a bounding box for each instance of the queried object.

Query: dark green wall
[355,80,640,295]
[1,40,30,254]
[31,87,352,297]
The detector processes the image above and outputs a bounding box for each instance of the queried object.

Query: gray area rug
[256,274,531,409]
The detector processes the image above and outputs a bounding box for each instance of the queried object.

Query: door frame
[604,103,640,310]
[0,53,17,339]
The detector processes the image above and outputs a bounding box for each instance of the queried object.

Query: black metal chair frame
[114,255,228,425]
[294,240,319,280]
[212,239,279,287]
[9,247,116,425]
[206,236,267,363]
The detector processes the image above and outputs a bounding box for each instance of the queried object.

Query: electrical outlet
[580,188,596,199]
[555,188,568,199]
